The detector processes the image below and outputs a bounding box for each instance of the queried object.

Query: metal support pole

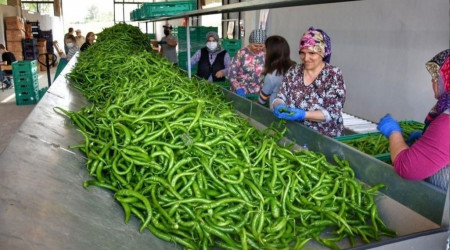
[113,2,116,24]
[123,3,125,22]
[186,17,191,78]
[46,54,51,87]
[146,22,148,34]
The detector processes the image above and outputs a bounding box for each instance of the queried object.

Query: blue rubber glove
[279,107,306,121]
[236,88,246,97]
[377,114,402,138]
[406,130,423,146]
[274,104,288,117]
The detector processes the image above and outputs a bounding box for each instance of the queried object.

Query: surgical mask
[164,30,170,36]
[206,42,218,51]
[67,43,74,48]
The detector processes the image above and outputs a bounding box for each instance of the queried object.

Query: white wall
[0,5,19,45]
[22,11,64,52]
[245,0,448,122]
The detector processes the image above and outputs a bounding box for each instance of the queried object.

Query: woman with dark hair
[80,32,95,52]
[272,27,346,137]
[257,35,295,108]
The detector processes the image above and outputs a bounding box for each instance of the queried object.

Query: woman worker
[80,32,95,52]
[188,31,231,82]
[257,35,295,108]
[377,49,449,190]
[229,29,267,97]
[272,27,346,137]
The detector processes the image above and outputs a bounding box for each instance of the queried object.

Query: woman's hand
[274,105,306,121]
[215,70,224,78]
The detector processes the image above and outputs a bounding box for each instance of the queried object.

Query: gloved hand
[236,88,246,97]
[377,114,402,138]
[157,41,167,45]
[274,104,288,117]
[279,107,306,121]
[406,130,423,146]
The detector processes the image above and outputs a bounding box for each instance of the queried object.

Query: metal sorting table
[0,56,448,249]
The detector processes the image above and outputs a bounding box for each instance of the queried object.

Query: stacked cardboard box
[5,16,25,61]
[37,39,47,71]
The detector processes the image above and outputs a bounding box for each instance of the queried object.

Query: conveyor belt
[343,112,379,134]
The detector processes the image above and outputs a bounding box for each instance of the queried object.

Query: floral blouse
[275,63,346,137]
[228,47,265,94]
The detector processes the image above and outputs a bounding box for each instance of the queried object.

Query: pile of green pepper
[57,24,395,249]
[340,121,425,157]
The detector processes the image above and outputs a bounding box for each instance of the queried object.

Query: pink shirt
[394,113,449,180]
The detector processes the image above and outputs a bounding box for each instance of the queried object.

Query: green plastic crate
[14,73,38,84]
[16,96,37,105]
[227,48,239,58]
[141,1,196,19]
[399,120,425,138]
[176,26,199,41]
[197,26,218,40]
[246,93,259,101]
[222,39,241,50]
[147,33,156,40]
[215,81,230,89]
[130,10,136,21]
[335,132,390,156]
[16,90,38,105]
[136,8,143,20]
[12,60,38,79]
[38,87,48,99]
[335,132,382,142]
[178,58,197,72]
[374,153,392,163]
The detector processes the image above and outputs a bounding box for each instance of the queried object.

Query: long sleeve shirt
[274,63,346,137]
[258,70,284,109]
[394,113,449,190]
[189,48,231,82]
[67,46,79,61]
[228,47,265,94]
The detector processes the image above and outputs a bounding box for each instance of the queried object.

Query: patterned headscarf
[299,27,332,63]
[249,29,267,44]
[424,49,450,131]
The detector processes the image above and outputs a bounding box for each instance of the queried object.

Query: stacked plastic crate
[27,21,40,38]
[222,39,241,59]
[22,39,39,60]
[130,1,195,21]
[12,60,40,105]
[38,30,54,53]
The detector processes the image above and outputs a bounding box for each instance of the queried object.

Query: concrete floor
[0,66,57,154]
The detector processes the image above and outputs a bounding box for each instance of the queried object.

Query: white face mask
[67,42,74,48]
[206,42,218,51]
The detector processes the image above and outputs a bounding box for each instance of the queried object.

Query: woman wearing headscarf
[377,50,449,190]
[229,29,267,97]
[272,27,346,137]
[188,31,231,82]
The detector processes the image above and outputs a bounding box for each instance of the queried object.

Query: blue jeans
[0,70,11,86]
